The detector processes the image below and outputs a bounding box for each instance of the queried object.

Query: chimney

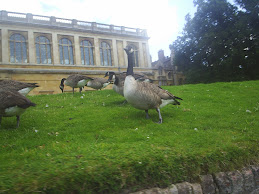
[158,50,165,61]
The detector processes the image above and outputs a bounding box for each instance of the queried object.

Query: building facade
[152,50,185,86]
[0,10,153,94]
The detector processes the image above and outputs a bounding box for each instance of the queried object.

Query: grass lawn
[0,80,258,193]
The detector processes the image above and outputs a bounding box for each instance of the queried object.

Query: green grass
[0,80,259,193]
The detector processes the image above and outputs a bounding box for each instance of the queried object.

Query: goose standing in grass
[105,72,126,96]
[104,71,153,97]
[0,80,39,96]
[60,74,90,94]
[86,77,110,90]
[0,89,36,128]
[123,46,182,123]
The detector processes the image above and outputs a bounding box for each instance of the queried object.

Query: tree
[170,0,259,83]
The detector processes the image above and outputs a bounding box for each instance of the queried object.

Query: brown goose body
[0,89,36,128]
[60,74,90,94]
[0,80,39,96]
[86,77,110,90]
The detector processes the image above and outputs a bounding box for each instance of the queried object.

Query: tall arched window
[59,38,74,65]
[100,41,112,66]
[35,36,52,64]
[80,40,94,65]
[9,33,27,63]
[129,44,139,67]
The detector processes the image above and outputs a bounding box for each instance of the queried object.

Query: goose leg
[16,116,20,128]
[156,108,162,124]
[0,116,2,128]
[145,110,150,119]
[79,87,82,94]
[73,88,74,95]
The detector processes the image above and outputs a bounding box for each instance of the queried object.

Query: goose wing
[93,77,109,84]
[66,74,91,86]
[140,82,182,104]
[0,80,39,88]
[0,90,36,111]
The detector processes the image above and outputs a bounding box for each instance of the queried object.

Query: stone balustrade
[0,10,148,37]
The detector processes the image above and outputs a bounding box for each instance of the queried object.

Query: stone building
[0,10,153,94]
[151,49,185,86]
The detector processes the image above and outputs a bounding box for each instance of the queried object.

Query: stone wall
[131,165,259,194]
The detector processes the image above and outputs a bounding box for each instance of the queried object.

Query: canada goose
[60,74,91,94]
[0,89,36,128]
[104,72,125,96]
[123,46,182,123]
[86,77,110,90]
[0,80,39,96]
[104,71,153,97]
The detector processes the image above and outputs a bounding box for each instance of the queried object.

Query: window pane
[84,48,90,65]
[108,50,112,66]
[81,47,85,65]
[63,46,69,64]
[59,45,63,64]
[16,42,22,62]
[10,35,15,41]
[36,43,40,64]
[15,34,21,41]
[103,49,108,66]
[69,46,74,64]
[62,38,68,45]
[47,45,52,64]
[90,48,94,65]
[10,41,15,63]
[100,48,103,66]
[40,36,45,43]
[22,42,27,63]
[40,44,47,64]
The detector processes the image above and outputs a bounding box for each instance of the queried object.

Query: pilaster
[112,38,118,67]
[28,30,35,64]
[52,32,59,65]
[138,42,144,67]
[94,37,100,66]
[74,35,81,65]
[1,28,9,63]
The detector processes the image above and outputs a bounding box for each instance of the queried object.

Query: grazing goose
[0,80,39,96]
[0,89,36,128]
[60,74,91,94]
[123,46,182,123]
[104,72,153,97]
[86,77,110,90]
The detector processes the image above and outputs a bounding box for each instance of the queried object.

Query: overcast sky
[1,0,235,61]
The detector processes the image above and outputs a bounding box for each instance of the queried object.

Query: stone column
[94,37,100,66]
[52,33,59,65]
[28,30,35,64]
[112,38,118,67]
[1,28,9,63]
[138,42,144,67]
[74,35,81,65]
[145,41,152,67]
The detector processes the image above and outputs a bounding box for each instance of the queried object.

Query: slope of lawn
[0,80,258,193]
